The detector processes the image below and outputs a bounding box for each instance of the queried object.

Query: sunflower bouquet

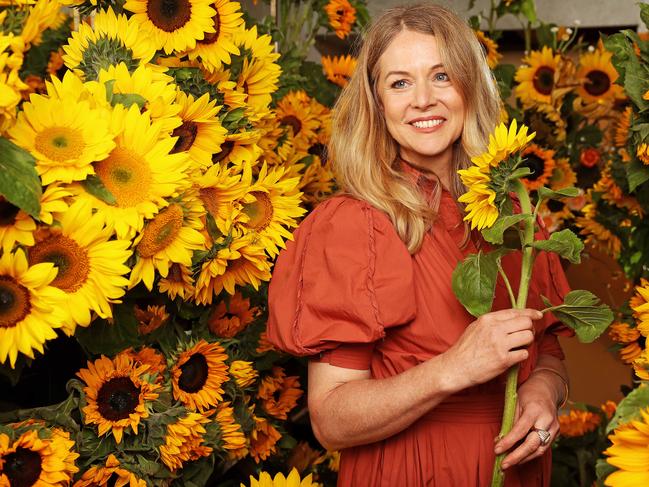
[0,0,352,483]
[452,119,613,487]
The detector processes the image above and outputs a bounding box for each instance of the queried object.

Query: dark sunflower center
[242,191,273,231]
[212,140,235,163]
[533,66,554,96]
[146,0,192,32]
[171,121,199,153]
[522,154,545,181]
[3,447,42,487]
[308,143,328,162]
[585,70,611,96]
[97,377,140,421]
[0,199,20,226]
[178,353,208,393]
[79,38,138,81]
[547,199,566,212]
[280,115,302,136]
[200,12,221,45]
[28,236,90,293]
[107,473,119,487]
[336,8,344,16]
[0,276,31,329]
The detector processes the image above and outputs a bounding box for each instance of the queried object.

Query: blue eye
[434,72,450,82]
[391,79,408,89]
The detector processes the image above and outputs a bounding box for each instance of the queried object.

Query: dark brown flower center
[3,447,42,487]
[212,140,235,163]
[0,276,31,329]
[97,377,140,421]
[28,235,90,292]
[171,121,198,153]
[0,199,20,226]
[547,199,565,212]
[533,66,554,96]
[146,0,192,32]
[199,11,221,45]
[308,143,328,162]
[522,154,545,181]
[584,70,611,96]
[178,353,208,392]
[242,191,273,231]
[280,115,302,136]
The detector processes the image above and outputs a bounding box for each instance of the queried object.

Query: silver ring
[534,428,551,446]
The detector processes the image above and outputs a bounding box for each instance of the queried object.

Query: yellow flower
[77,353,160,444]
[275,91,321,152]
[0,429,78,486]
[129,203,205,290]
[620,342,643,365]
[124,0,217,54]
[229,360,258,388]
[171,339,229,412]
[615,106,632,148]
[575,202,621,257]
[158,263,195,300]
[515,46,561,107]
[558,408,601,437]
[134,304,170,335]
[257,366,303,420]
[632,279,649,336]
[159,412,212,471]
[186,0,243,71]
[243,468,322,487]
[62,7,156,80]
[609,322,641,344]
[475,30,502,69]
[0,248,66,367]
[172,91,228,170]
[633,347,649,380]
[73,454,147,487]
[636,143,649,165]
[0,197,36,253]
[70,105,190,240]
[604,407,649,486]
[321,54,357,88]
[520,143,556,191]
[249,415,281,463]
[288,442,325,474]
[27,201,132,334]
[481,118,536,167]
[8,92,115,185]
[324,0,356,39]
[457,166,499,230]
[577,47,624,104]
[216,402,247,453]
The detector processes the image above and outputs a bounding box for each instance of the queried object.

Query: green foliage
[74,304,140,357]
[531,229,584,264]
[20,20,72,79]
[537,186,580,200]
[0,137,42,219]
[606,384,649,433]
[595,458,617,486]
[481,214,529,245]
[625,158,649,191]
[542,290,614,343]
[80,175,117,205]
[452,249,510,317]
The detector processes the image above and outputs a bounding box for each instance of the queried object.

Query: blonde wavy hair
[329,3,501,253]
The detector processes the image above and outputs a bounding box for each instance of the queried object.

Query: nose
[412,79,437,109]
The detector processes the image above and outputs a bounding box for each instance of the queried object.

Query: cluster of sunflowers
[0,0,368,485]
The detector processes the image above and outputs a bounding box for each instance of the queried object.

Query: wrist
[529,367,569,408]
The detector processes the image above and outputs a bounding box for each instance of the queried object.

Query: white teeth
[411,119,444,128]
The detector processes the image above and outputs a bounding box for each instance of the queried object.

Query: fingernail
[501,463,509,470]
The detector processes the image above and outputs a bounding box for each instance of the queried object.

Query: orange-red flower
[580,147,601,168]
[257,367,303,420]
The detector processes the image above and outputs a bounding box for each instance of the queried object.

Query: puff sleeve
[266,196,416,362]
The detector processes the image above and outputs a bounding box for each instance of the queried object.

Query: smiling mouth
[411,119,444,129]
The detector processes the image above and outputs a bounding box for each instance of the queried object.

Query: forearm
[309,353,465,450]
[526,353,569,407]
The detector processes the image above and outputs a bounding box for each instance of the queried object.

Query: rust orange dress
[267,168,573,487]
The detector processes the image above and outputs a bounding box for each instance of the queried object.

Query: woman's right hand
[444,308,542,388]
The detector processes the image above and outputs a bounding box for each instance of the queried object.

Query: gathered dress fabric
[267,167,573,487]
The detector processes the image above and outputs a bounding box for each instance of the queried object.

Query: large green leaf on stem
[595,458,617,485]
[481,214,528,245]
[606,383,649,433]
[537,186,580,200]
[531,229,584,264]
[452,249,509,317]
[0,137,42,219]
[519,0,537,23]
[626,158,649,191]
[542,290,613,343]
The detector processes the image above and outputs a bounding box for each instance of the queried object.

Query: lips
[407,116,446,129]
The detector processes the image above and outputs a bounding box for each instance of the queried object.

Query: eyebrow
[384,64,445,81]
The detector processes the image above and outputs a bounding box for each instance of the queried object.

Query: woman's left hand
[494,375,560,470]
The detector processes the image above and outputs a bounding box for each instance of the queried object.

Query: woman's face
[377,29,465,174]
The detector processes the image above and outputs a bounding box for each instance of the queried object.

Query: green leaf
[531,229,584,264]
[535,23,555,48]
[595,458,617,484]
[519,0,537,23]
[481,214,528,245]
[542,290,613,343]
[510,167,533,179]
[0,137,42,219]
[468,15,480,30]
[624,53,649,111]
[641,4,649,31]
[626,158,649,191]
[537,186,580,200]
[74,306,140,357]
[111,93,147,109]
[452,249,509,317]
[80,175,116,205]
[606,384,649,432]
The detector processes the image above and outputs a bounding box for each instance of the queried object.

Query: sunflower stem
[491,180,537,487]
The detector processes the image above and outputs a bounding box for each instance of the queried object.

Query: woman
[267,4,571,486]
